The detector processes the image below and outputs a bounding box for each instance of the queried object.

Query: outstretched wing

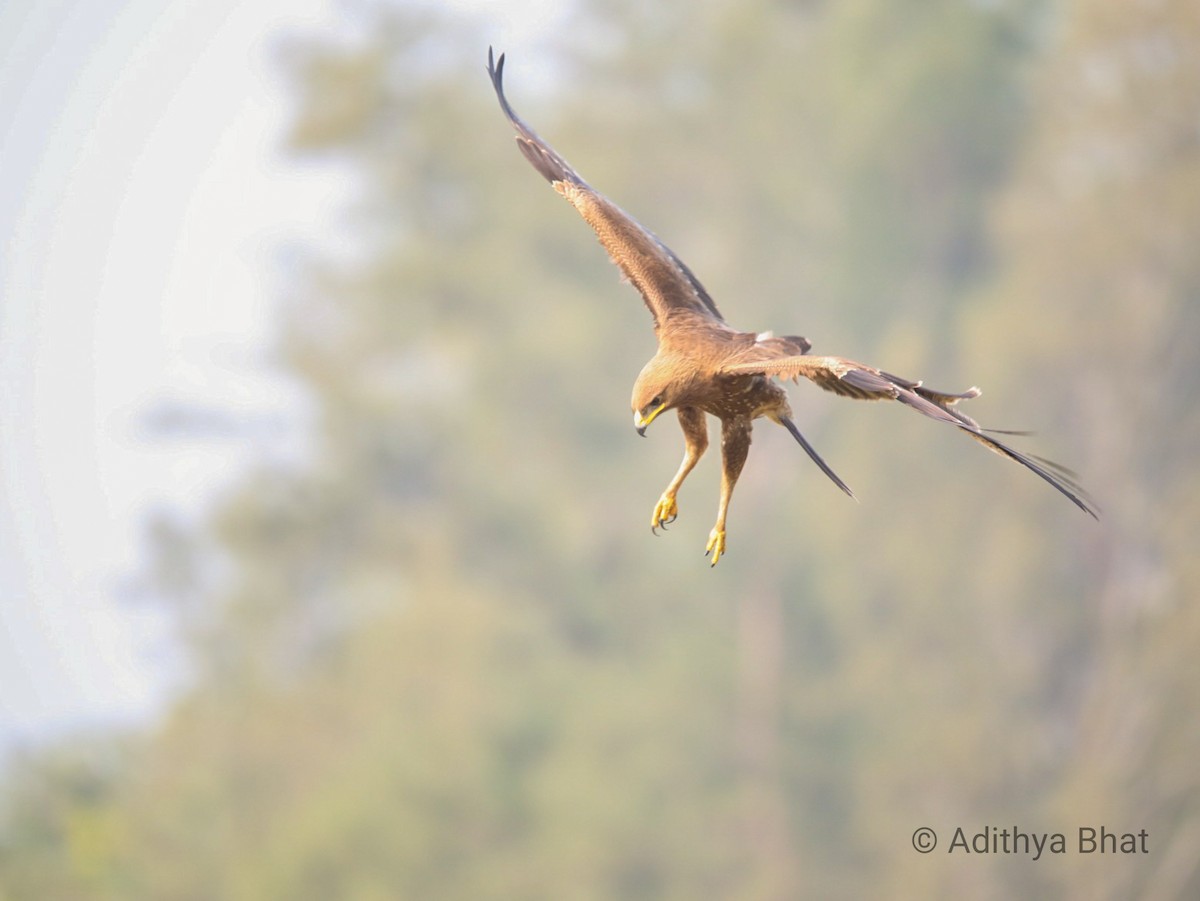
[723,353,982,421]
[723,353,1098,518]
[487,48,725,336]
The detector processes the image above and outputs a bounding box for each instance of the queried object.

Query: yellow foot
[651,493,679,533]
[705,528,727,566]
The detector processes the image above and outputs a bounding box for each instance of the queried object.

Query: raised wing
[487,48,725,336]
[723,352,1098,518]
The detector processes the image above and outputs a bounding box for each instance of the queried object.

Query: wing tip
[486,46,505,83]
[485,48,582,189]
[956,424,1101,519]
[486,46,518,125]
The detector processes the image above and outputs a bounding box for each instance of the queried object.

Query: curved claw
[650,493,679,534]
[705,528,727,566]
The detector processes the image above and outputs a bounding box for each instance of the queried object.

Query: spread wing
[723,352,1098,518]
[487,48,725,337]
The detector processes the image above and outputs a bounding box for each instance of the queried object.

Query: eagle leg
[652,407,708,533]
[707,418,752,566]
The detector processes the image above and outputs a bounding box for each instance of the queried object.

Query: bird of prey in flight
[486,48,1096,566]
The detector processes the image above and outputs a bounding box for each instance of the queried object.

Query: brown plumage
[486,49,1096,566]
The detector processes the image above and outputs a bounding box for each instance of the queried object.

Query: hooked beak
[634,403,666,437]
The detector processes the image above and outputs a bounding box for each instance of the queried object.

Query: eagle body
[487,49,1095,565]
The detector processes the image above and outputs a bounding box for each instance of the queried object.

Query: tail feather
[777,416,856,500]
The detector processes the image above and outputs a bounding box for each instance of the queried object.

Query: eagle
[486,48,1096,565]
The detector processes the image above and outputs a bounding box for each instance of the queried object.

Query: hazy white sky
[0,0,561,758]
[0,0,341,753]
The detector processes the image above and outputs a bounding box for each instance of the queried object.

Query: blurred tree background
[2,0,1198,898]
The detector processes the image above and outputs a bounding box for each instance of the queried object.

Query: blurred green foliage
[3,0,1199,898]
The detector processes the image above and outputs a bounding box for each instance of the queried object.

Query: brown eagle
[487,49,1095,565]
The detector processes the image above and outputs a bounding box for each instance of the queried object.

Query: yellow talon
[705,528,727,566]
[651,494,679,532]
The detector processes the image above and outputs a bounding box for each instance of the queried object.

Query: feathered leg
[651,407,708,532]
[707,418,753,566]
